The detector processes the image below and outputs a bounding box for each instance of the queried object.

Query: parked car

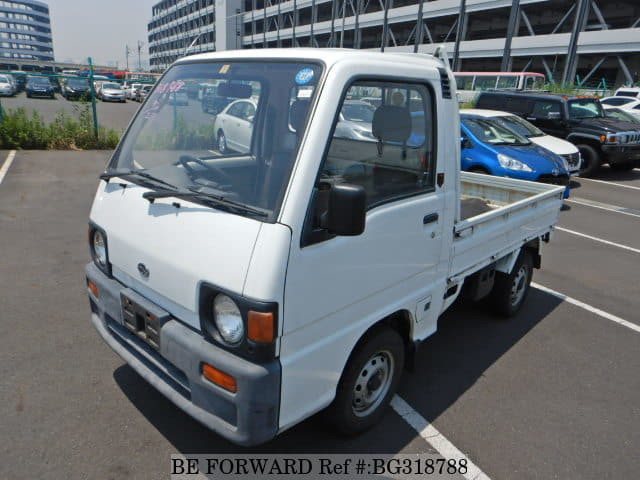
[0,74,15,96]
[475,91,640,174]
[464,109,581,174]
[603,106,640,125]
[201,85,236,114]
[62,77,91,100]
[213,98,257,153]
[170,91,189,106]
[613,86,640,99]
[125,83,142,100]
[460,112,571,198]
[599,97,640,120]
[99,82,126,102]
[135,85,152,102]
[9,71,26,92]
[333,100,376,141]
[25,76,55,98]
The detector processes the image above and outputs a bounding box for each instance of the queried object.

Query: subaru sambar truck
[86,48,565,446]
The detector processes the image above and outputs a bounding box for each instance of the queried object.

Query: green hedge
[0,105,120,150]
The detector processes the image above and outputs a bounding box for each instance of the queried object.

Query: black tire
[609,161,635,172]
[576,144,601,177]
[489,250,534,317]
[325,326,404,436]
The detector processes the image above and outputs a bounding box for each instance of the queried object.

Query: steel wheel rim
[510,266,528,307]
[352,350,394,417]
[218,133,226,152]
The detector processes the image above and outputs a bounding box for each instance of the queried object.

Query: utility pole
[125,45,131,71]
[137,41,144,71]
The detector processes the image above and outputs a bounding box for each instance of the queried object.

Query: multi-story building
[149,0,640,87]
[0,0,53,61]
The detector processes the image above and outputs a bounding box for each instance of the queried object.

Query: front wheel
[325,326,404,436]
[489,250,534,317]
[576,144,601,177]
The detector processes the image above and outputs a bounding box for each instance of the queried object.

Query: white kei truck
[86,49,565,446]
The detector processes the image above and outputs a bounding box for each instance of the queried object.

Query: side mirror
[460,137,472,149]
[327,184,366,236]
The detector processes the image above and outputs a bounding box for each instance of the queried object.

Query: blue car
[460,113,571,198]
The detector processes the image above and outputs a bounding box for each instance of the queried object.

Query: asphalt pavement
[0,149,638,479]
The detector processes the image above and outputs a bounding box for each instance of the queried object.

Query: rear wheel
[325,326,404,436]
[576,144,601,177]
[489,250,534,317]
[217,130,228,154]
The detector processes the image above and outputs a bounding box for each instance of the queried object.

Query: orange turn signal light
[202,363,237,393]
[88,280,99,298]
[248,311,275,343]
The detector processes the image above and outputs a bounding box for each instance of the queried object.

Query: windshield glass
[568,99,604,119]
[493,114,544,137]
[109,61,322,220]
[605,108,640,124]
[462,117,531,146]
[68,79,88,87]
[341,102,375,122]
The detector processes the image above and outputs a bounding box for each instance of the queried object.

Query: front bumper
[85,262,281,446]
[602,144,640,166]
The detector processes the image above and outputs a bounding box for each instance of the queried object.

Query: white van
[86,49,565,446]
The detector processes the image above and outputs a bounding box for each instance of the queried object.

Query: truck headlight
[497,154,533,172]
[92,230,107,267]
[213,294,244,345]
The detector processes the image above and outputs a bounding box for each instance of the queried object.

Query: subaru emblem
[137,263,150,278]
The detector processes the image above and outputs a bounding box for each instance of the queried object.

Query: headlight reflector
[92,229,107,268]
[213,294,244,345]
[497,153,533,172]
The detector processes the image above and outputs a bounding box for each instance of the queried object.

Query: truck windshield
[462,117,531,146]
[108,61,322,220]
[568,99,604,119]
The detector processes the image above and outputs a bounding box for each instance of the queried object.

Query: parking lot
[0,91,141,131]
[1,147,639,478]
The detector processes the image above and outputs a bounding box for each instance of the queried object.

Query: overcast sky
[49,0,158,69]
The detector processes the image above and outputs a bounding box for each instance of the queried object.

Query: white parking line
[0,150,16,185]
[532,283,640,334]
[555,226,640,254]
[579,177,640,191]
[391,395,492,480]
[566,198,640,218]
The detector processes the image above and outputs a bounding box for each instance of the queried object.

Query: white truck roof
[177,48,446,71]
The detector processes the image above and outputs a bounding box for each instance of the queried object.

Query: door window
[303,80,436,246]
[227,102,245,118]
[531,100,561,119]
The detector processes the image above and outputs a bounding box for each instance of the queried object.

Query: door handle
[423,213,439,225]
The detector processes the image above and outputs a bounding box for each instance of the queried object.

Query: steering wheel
[175,154,233,184]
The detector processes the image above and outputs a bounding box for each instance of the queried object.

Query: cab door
[278,77,450,429]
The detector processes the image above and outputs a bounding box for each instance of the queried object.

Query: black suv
[476,91,640,175]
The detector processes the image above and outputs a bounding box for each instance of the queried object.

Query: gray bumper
[86,263,281,446]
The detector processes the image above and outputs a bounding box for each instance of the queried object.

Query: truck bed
[451,172,565,282]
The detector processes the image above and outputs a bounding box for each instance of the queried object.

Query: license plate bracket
[120,291,170,351]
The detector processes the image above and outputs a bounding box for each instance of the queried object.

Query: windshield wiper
[99,169,177,190]
[142,188,268,218]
